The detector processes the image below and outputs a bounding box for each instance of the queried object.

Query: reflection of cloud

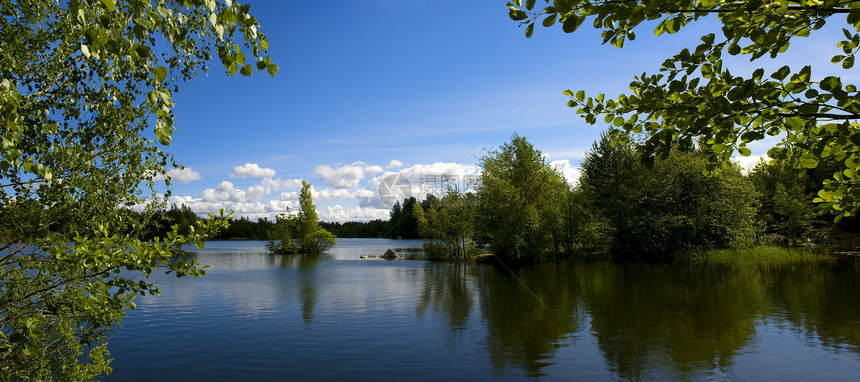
[232,163,276,178]
[154,167,202,184]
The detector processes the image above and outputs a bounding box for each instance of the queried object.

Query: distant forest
[144,195,438,241]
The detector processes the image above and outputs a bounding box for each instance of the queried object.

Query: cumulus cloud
[201,181,246,203]
[364,165,384,176]
[314,162,373,189]
[319,204,391,222]
[232,163,276,178]
[550,160,582,186]
[386,160,403,169]
[315,188,356,200]
[732,154,768,174]
[278,191,299,200]
[153,167,202,184]
[358,162,481,208]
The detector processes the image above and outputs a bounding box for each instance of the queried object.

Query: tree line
[143,133,858,263]
[413,134,858,262]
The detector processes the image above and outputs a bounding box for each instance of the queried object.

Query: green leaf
[153,66,167,84]
[771,65,791,81]
[525,0,536,10]
[525,23,534,38]
[134,18,153,29]
[542,14,557,27]
[100,0,116,11]
[738,147,751,156]
[240,64,253,76]
[800,153,819,168]
[575,90,585,102]
[155,118,172,146]
[562,14,581,33]
[266,64,279,77]
[509,9,528,21]
[843,55,855,69]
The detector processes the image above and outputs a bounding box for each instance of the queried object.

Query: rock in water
[381,248,400,260]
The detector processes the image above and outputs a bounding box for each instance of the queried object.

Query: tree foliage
[476,135,569,262]
[507,0,860,219]
[580,136,760,256]
[268,181,336,255]
[749,159,833,243]
[412,192,480,261]
[0,0,273,378]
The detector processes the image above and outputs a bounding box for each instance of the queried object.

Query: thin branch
[779,112,860,120]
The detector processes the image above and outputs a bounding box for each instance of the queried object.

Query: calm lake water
[105,239,860,381]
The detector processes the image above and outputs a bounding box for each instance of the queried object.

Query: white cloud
[358,162,481,208]
[320,205,390,222]
[200,181,247,203]
[732,154,768,174]
[278,191,299,200]
[550,159,581,186]
[268,199,294,213]
[314,162,371,189]
[386,160,403,169]
[315,188,356,200]
[232,163,276,178]
[153,167,202,184]
[364,165,384,176]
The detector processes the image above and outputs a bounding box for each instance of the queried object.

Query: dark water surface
[105,239,860,381]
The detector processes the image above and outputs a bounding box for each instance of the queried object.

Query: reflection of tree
[759,258,860,354]
[581,262,759,381]
[477,262,583,378]
[269,253,329,328]
[416,264,476,334]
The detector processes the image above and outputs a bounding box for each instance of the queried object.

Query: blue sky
[157,1,845,222]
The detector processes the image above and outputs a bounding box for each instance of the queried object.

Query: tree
[475,135,568,261]
[507,0,860,219]
[749,160,830,243]
[295,181,336,253]
[1,0,274,378]
[268,181,336,255]
[266,208,298,255]
[579,136,759,257]
[386,197,421,239]
[412,191,479,261]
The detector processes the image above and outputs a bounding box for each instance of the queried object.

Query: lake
[105,239,860,381]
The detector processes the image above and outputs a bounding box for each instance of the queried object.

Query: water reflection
[477,263,585,378]
[110,242,860,381]
[413,259,860,380]
[416,264,476,334]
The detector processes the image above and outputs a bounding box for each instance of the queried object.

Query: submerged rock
[381,248,400,260]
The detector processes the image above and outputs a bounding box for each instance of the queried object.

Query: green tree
[386,197,421,239]
[580,136,759,257]
[507,0,860,219]
[749,160,829,243]
[266,208,297,255]
[295,181,336,253]
[475,135,568,261]
[1,0,273,378]
[268,181,336,255]
[413,192,479,261]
